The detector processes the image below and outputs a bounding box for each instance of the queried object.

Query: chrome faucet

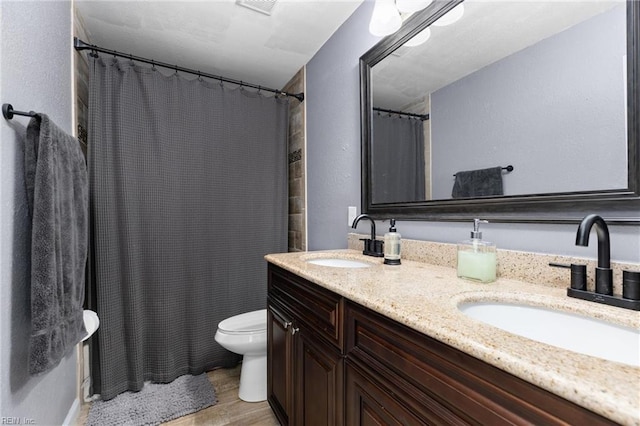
[575,214,612,295]
[351,214,383,257]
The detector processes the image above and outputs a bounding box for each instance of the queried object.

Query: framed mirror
[360,0,639,224]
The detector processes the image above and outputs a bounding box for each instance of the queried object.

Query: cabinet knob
[291,327,300,335]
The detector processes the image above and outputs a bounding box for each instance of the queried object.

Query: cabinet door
[295,330,344,426]
[345,358,467,426]
[268,300,295,425]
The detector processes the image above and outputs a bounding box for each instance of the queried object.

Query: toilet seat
[217,309,266,335]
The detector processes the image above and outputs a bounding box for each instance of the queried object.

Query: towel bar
[453,165,514,177]
[2,103,37,120]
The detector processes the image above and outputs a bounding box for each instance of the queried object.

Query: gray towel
[452,166,504,198]
[25,114,88,375]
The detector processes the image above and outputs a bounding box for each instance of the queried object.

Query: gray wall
[306,0,380,250]
[1,1,78,423]
[431,5,627,199]
[306,1,640,263]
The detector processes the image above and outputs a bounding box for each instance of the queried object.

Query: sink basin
[306,258,372,268]
[459,302,640,367]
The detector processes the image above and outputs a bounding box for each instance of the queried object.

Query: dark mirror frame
[360,0,640,225]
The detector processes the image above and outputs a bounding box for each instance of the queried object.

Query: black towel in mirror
[452,166,504,198]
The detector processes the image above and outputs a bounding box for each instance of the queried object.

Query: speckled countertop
[265,248,640,426]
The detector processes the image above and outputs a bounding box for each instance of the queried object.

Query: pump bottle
[457,219,496,283]
[384,219,401,265]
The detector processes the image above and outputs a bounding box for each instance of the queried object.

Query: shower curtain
[372,112,426,203]
[87,57,289,400]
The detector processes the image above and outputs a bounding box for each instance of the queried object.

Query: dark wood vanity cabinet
[345,301,617,426]
[267,263,616,426]
[267,264,344,426]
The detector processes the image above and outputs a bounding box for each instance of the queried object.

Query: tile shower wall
[283,68,306,252]
[74,8,90,156]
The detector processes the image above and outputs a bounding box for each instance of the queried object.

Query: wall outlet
[348,206,357,227]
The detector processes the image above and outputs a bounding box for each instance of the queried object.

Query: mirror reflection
[371,1,627,204]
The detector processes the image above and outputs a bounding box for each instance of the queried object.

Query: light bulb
[432,3,464,26]
[404,27,431,47]
[369,0,403,37]
[395,0,433,14]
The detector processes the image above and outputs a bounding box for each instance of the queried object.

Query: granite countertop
[265,249,640,426]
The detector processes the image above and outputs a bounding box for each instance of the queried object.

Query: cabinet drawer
[268,264,343,350]
[346,301,616,425]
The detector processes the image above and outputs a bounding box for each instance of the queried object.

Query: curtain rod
[374,107,429,121]
[73,37,304,103]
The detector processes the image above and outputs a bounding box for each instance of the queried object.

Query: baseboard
[62,397,81,426]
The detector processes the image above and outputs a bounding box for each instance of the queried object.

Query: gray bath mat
[86,373,217,426]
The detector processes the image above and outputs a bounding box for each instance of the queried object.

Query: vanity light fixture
[370,0,403,37]
[432,3,464,26]
[369,0,460,38]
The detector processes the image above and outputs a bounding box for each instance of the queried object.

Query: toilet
[214,309,267,402]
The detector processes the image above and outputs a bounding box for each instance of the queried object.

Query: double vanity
[265,242,639,425]
[266,0,640,422]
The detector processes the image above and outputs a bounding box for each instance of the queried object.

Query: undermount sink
[459,302,640,367]
[305,258,373,268]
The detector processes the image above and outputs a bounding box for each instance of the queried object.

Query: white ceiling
[75,0,364,90]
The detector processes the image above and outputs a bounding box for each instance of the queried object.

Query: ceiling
[372,0,624,111]
[74,0,364,90]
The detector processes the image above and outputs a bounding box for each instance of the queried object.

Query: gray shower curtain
[372,112,425,203]
[87,57,288,400]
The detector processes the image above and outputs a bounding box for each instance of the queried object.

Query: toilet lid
[218,309,267,333]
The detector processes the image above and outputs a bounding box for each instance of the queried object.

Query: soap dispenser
[384,219,401,265]
[457,219,496,283]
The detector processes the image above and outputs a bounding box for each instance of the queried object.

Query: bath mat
[86,373,217,426]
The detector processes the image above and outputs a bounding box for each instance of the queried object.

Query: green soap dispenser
[457,219,496,283]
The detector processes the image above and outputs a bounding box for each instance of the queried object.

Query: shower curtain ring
[151,60,156,71]
[197,71,203,81]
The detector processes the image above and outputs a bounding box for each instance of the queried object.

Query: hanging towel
[24,114,88,375]
[452,166,504,198]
